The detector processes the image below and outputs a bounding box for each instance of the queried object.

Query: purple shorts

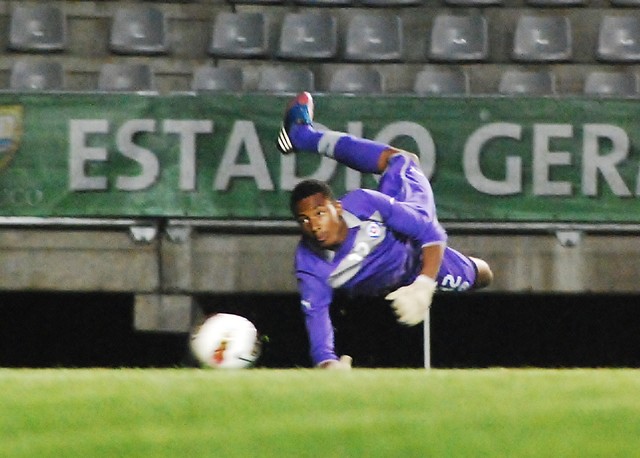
[379,154,478,291]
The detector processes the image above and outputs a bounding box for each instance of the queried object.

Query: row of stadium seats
[145,0,640,6]
[4,1,640,95]
[9,0,637,10]
[7,59,640,96]
[8,3,640,63]
[214,11,640,63]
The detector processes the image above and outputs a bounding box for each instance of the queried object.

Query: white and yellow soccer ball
[190,313,260,369]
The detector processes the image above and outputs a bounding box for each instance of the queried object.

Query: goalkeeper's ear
[332,199,344,217]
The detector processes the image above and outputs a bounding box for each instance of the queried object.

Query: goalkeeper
[277,92,493,369]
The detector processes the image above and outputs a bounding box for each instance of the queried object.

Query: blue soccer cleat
[276,92,314,155]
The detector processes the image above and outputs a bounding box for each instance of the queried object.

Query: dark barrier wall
[1,292,639,368]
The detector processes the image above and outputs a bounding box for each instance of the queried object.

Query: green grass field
[0,368,638,457]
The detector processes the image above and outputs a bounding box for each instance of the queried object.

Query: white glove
[385,275,437,326]
[318,355,353,370]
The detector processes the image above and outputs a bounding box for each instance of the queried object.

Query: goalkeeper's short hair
[290,179,335,216]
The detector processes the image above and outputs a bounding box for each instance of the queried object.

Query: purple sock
[289,124,323,152]
[290,125,387,174]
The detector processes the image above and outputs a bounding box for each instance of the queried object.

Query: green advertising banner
[0,92,639,223]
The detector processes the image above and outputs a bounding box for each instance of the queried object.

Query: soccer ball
[190,313,260,369]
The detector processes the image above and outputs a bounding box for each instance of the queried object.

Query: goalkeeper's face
[294,192,348,249]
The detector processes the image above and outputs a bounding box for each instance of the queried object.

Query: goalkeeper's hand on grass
[385,275,437,326]
[318,355,353,370]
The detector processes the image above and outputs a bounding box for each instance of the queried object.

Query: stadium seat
[414,66,469,95]
[344,14,403,62]
[512,15,572,62]
[10,59,64,91]
[443,0,502,5]
[227,0,284,4]
[98,63,157,92]
[209,12,269,59]
[428,14,489,62]
[295,0,353,6]
[498,69,556,95]
[359,0,423,6]
[583,71,638,96]
[191,66,244,92]
[257,67,315,93]
[526,0,585,5]
[596,16,640,62]
[276,12,337,61]
[609,0,640,5]
[109,5,169,55]
[328,67,383,94]
[8,4,66,52]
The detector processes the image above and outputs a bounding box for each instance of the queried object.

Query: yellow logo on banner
[0,105,23,173]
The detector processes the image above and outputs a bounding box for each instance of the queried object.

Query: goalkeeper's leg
[276,92,400,174]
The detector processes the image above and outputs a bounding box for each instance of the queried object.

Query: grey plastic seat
[228,0,284,4]
[584,71,638,96]
[428,14,489,62]
[526,0,585,5]
[10,59,64,91]
[414,67,469,95]
[257,67,314,93]
[109,6,169,55]
[276,12,337,60]
[9,4,66,52]
[295,0,353,6]
[209,12,269,59]
[98,63,157,92]
[499,69,556,95]
[360,0,423,6]
[329,67,383,94]
[597,16,640,62]
[344,14,403,62]
[609,0,640,5]
[512,15,572,62]
[444,0,502,5]
[192,66,244,92]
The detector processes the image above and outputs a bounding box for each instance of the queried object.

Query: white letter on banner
[582,124,631,197]
[533,124,572,196]
[115,119,159,191]
[464,123,522,195]
[374,122,436,179]
[280,122,337,191]
[214,120,274,191]
[345,122,364,191]
[69,119,109,191]
[164,120,213,191]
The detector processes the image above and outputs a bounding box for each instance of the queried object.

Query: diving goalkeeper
[277,92,493,369]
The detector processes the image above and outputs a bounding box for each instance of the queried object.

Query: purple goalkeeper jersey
[294,154,478,366]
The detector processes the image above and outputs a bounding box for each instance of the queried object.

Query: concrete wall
[0,227,158,292]
[1,223,638,331]
[3,225,638,295]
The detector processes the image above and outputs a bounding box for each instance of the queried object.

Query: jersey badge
[367,222,382,239]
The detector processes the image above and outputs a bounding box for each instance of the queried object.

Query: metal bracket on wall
[556,230,582,248]
[165,224,192,244]
[129,224,159,243]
